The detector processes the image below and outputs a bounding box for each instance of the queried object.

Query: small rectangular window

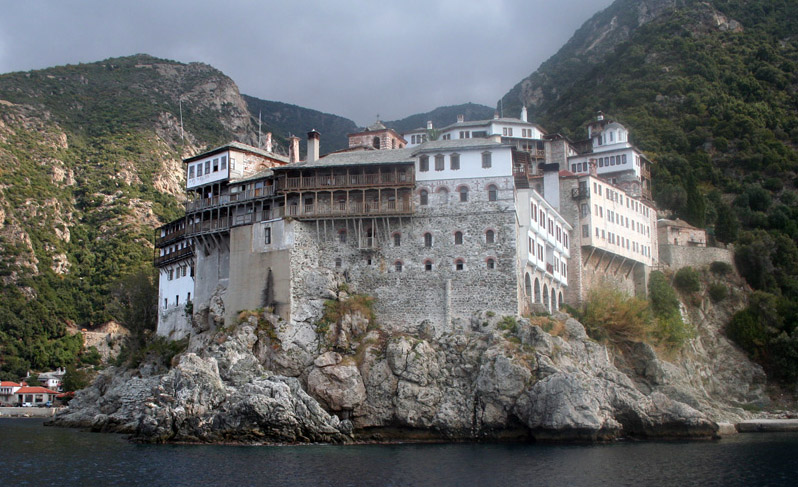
[481,152,492,168]
[435,154,444,171]
[205,160,210,174]
[213,158,219,172]
[450,154,460,170]
[419,155,429,172]
[189,166,195,179]
[264,227,271,245]
[197,164,203,177]
[221,155,227,170]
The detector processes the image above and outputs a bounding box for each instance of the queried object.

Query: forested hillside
[501,0,798,381]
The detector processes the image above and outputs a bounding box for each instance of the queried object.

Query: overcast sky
[0,0,613,126]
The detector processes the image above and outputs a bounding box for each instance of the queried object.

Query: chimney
[493,111,500,119]
[426,120,433,130]
[289,135,300,163]
[521,106,528,122]
[589,158,598,177]
[597,111,604,121]
[265,132,273,153]
[457,114,464,123]
[307,130,320,163]
[541,163,561,211]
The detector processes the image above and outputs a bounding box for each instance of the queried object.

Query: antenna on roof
[258,110,262,148]
[179,96,184,142]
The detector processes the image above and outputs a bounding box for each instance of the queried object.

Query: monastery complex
[155,110,663,338]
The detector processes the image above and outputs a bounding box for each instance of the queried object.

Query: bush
[710,261,733,276]
[708,283,729,302]
[674,267,701,293]
[648,271,694,349]
[726,308,768,358]
[581,287,652,343]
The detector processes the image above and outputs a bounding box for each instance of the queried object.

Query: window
[419,155,429,172]
[205,160,210,174]
[197,164,203,177]
[189,166,195,179]
[442,134,451,140]
[486,258,495,270]
[394,233,401,247]
[459,186,468,202]
[459,131,470,139]
[454,231,463,245]
[187,292,191,302]
[395,261,403,272]
[481,152,492,168]
[221,155,227,170]
[264,227,271,245]
[424,260,433,271]
[532,204,537,222]
[424,232,433,248]
[435,154,444,171]
[164,298,168,309]
[373,136,380,149]
[450,153,460,170]
[335,258,342,268]
[488,185,498,202]
[230,157,236,170]
[339,230,347,243]
[420,190,428,206]
[455,259,464,271]
[622,154,627,164]
[168,269,174,281]
[438,187,449,205]
[213,158,219,172]
[486,229,495,244]
[582,224,590,238]
[580,204,589,218]
[507,127,513,136]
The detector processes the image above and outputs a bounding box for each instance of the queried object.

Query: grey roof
[277,147,415,170]
[184,141,289,164]
[438,117,547,133]
[230,168,275,184]
[412,138,509,154]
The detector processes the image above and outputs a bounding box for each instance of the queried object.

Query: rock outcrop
[54,307,730,443]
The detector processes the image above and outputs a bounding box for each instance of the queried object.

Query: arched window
[487,184,498,202]
[534,278,541,303]
[373,136,381,149]
[438,187,449,205]
[525,273,532,298]
[486,258,495,270]
[424,232,433,248]
[394,261,403,272]
[551,288,557,311]
[543,284,550,310]
[393,232,401,247]
[455,259,465,271]
[420,189,428,206]
[459,186,468,202]
[454,231,463,245]
[424,260,433,271]
[558,291,564,310]
[485,229,495,244]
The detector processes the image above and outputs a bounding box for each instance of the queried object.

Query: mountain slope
[500,0,798,382]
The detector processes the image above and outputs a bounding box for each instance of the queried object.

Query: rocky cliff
[53,266,767,443]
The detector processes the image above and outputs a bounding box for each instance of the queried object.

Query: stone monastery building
[155,111,658,339]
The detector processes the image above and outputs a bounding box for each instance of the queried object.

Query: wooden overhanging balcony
[571,187,590,200]
[231,207,286,227]
[186,186,278,213]
[185,216,232,237]
[286,199,413,220]
[280,170,414,192]
[155,225,186,248]
[154,246,194,267]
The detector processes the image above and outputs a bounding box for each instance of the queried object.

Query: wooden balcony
[154,246,193,267]
[155,226,186,248]
[185,216,232,236]
[186,186,278,213]
[571,187,590,200]
[280,171,413,192]
[286,199,413,220]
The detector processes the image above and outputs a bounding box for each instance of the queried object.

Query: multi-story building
[154,111,658,338]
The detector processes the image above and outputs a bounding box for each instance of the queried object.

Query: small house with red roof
[14,386,59,406]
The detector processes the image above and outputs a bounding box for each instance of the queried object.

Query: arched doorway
[534,278,541,303]
[543,284,549,311]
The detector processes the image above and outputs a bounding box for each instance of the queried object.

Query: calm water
[1,418,797,486]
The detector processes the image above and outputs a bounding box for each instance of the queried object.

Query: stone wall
[194,240,230,310]
[157,304,193,340]
[659,244,733,270]
[288,176,519,336]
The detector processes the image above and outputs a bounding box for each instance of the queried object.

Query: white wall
[415,146,513,181]
[186,150,231,190]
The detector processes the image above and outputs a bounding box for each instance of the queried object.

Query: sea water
[1,418,797,486]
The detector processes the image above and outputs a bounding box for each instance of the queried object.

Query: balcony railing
[281,171,413,191]
[155,226,186,248]
[285,199,413,219]
[231,208,286,227]
[154,246,194,267]
[186,186,278,212]
[185,216,233,236]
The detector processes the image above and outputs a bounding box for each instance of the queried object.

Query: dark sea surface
[2,418,797,486]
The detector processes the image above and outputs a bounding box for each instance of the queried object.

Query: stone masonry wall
[659,244,734,271]
[289,176,518,336]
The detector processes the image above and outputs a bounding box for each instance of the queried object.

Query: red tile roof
[16,386,58,394]
[1,381,21,387]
